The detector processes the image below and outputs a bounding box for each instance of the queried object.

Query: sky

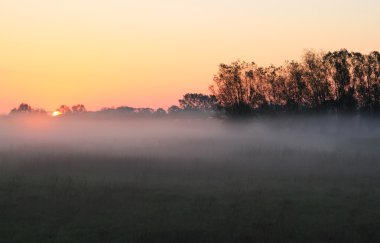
[0,0,379,114]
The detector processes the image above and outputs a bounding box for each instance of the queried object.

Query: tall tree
[368,51,380,111]
[210,61,256,114]
[324,49,357,111]
[284,61,310,110]
[302,50,331,109]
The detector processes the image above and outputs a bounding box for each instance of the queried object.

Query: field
[1,116,380,243]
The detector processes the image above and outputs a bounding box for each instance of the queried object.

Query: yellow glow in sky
[1,0,379,114]
[52,111,62,117]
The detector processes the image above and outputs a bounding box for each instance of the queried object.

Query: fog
[2,115,380,243]
[1,115,380,162]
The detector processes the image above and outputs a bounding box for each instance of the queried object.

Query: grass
[1,148,380,243]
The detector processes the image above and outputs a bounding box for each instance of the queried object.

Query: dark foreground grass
[1,149,380,243]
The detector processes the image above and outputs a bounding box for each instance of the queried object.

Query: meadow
[1,116,380,243]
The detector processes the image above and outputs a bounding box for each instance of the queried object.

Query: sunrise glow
[52,111,62,117]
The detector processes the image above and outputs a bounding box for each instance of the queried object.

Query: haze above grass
[1,116,380,242]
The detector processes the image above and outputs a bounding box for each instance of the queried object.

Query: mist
[2,115,380,242]
[1,115,380,167]
[0,116,368,148]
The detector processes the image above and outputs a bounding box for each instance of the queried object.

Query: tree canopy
[210,50,380,115]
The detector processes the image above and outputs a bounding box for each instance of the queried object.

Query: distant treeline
[8,49,380,118]
[8,93,218,117]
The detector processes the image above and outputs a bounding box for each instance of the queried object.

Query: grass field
[1,116,380,243]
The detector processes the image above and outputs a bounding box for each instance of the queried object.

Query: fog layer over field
[1,116,379,161]
[1,116,380,243]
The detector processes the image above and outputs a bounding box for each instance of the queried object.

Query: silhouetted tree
[99,106,160,116]
[168,105,182,115]
[10,103,46,115]
[155,108,167,116]
[302,50,331,109]
[179,93,218,113]
[284,61,310,111]
[264,65,288,112]
[210,49,379,116]
[135,108,154,115]
[99,107,116,113]
[210,61,257,115]
[116,106,135,113]
[324,49,357,112]
[15,103,32,113]
[364,51,380,112]
[58,105,72,114]
[72,104,87,113]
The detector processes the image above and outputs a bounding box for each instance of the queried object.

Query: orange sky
[1,0,379,114]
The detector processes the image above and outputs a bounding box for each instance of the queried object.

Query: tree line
[8,93,218,117]
[10,104,87,115]
[7,49,380,118]
[211,49,380,115]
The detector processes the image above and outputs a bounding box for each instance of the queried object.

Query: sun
[52,111,62,117]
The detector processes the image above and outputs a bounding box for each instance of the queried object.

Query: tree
[10,103,46,115]
[116,106,135,113]
[252,67,275,109]
[324,49,357,112]
[58,105,72,114]
[72,104,87,113]
[14,103,32,113]
[284,61,310,110]
[179,93,218,113]
[367,51,380,111]
[168,105,182,115]
[210,49,379,116]
[155,108,167,116]
[302,50,332,109]
[263,65,287,108]
[100,107,116,113]
[135,108,154,115]
[210,61,257,115]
